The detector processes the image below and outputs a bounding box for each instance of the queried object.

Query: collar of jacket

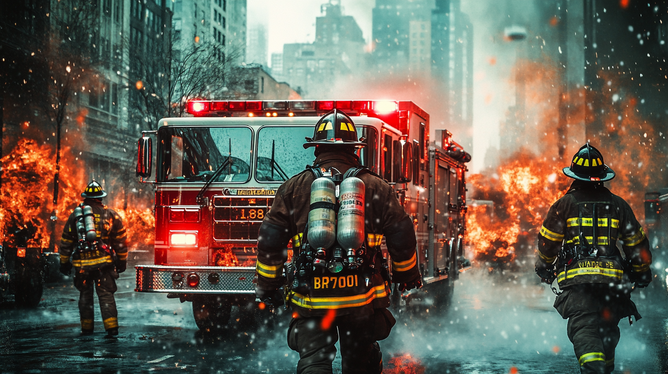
[312,151,360,169]
[567,179,605,193]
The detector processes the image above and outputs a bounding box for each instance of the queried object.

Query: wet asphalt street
[1,254,667,373]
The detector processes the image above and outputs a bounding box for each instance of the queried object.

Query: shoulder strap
[342,166,369,179]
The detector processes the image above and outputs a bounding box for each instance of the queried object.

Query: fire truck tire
[192,296,231,332]
[15,270,43,308]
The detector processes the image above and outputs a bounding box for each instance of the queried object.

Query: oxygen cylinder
[82,205,97,242]
[74,206,85,238]
[307,177,337,250]
[337,177,365,251]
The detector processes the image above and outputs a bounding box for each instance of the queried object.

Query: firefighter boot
[105,327,119,339]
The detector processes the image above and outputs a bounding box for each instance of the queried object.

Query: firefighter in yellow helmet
[59,181,128,337]
[535,144,652,374]
[255,110,421,373]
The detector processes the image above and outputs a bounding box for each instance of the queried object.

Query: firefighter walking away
[59,181,128,338]
[255,110,422,374]
[535,144,653,374]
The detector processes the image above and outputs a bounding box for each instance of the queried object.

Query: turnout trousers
[555,285,639,374]
[287,309,391,374]
[74,268,119,332]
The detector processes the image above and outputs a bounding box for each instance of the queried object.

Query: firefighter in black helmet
[535,144,652,374]
[255,110,421,374]
[59,181,128,337]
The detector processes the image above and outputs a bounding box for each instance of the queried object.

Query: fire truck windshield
[256,126,314,181]
[158,127,252,182]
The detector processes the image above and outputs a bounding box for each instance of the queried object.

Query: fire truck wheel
[192,297,231,332]
[15,270,43,308]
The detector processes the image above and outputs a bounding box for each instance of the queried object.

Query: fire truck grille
[213,221,262,241]
[135,265,256,293]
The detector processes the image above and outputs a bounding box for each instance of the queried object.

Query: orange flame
[466,57,664,268]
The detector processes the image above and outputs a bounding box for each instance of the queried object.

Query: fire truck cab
[135,100,470,331]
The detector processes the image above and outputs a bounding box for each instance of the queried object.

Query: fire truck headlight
[170,232,198,247]
[187,273,200,288]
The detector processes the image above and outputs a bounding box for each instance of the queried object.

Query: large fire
[0,138,154,254]
[466,58,666,269]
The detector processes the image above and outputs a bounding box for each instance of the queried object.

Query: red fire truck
[135,100,470,331]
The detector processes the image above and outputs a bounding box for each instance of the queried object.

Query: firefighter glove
[630,269,652,288]
[255,288,283,313]
[535,259,556,284]
[59,262,72,276]
[116,261,126,274]
[398,276,422,292]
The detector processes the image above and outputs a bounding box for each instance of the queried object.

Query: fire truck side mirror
[395,139,413,183]
[137,136,153,179]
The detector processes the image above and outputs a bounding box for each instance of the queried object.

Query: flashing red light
[170,209,185,222]
[317,101,335,111]
[374,101,398,114]
[186,273,200,288]
[211,101,228,111]
[184,209,200,222]
[228,101,246,111]
[188,101,209,114]
[246,101,262,111]
[336,101,352,110]
[352,101,370,110]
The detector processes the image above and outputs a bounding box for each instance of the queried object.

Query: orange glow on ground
[385,354,426,374]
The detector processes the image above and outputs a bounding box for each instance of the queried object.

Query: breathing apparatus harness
[72,204,115,271]
[551,195,628,295]
[286,165,390,300]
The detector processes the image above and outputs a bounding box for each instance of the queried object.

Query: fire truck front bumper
[135,265,255,294]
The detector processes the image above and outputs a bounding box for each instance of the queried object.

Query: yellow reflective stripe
[81,319,94,330]
[557,267,623,282]
[567,217,619,228]
[61,237,74,244]
[632,264,650,272]
[366,233,383,247]
[60,255,70,263]
[392,253,416,272]
[579,352,605,366]
[576,157,583,166]
[292,233,303,248]
[103,317,118,330]
[622,228,646,246]
[569,236,612,245]
[116,252,128,261]
[538,250,556,263]
[72,256,113,267]
[256,260,282,278]
[289,284,388,309]
[605,358,614,367]
[540,226,563,242]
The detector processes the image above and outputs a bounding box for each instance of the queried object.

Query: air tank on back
[82,205,97,242]
[307,177,337,250]
[74,206,85,238]
[337,177,365,251]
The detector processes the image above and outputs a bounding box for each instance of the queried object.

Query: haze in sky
[246,0,374,57]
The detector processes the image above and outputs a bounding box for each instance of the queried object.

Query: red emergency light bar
[186,100,400,117]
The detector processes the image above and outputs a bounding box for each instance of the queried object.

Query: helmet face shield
[81,180,107,198]
[562,144,615,182]
[304,109,366,149]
